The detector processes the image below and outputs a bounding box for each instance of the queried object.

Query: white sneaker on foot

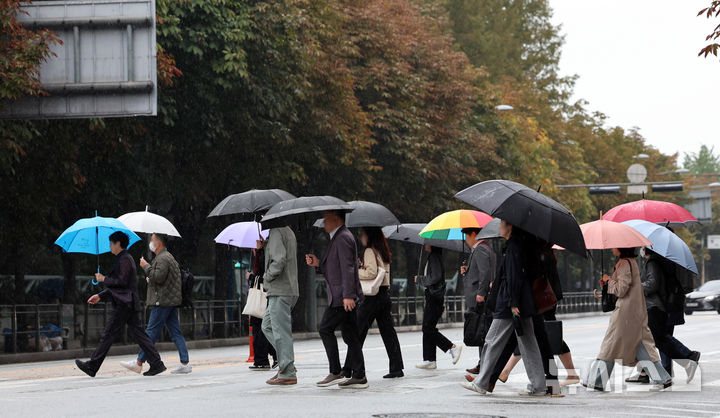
[449,345,463,365]
[171,364,192,374]
[120,360,142,374]
[415,361,437,369]
[460,381,487,394]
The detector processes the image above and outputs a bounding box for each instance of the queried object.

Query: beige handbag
[361,250,386,296]
[242,280,267,318]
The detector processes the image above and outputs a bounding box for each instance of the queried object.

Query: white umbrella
[118,208,181,237]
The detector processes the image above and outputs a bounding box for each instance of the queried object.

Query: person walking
[625,248,700,384]
[460,220,546,396]
[414,245,463,370]
[582,247,672,391]
[262,225,299,385]
[461,227,496,375]
[342,227,404,379]
[247,242,278,370]
[75,232,166,377]
[306,210,368,389]
[119,233,190,375]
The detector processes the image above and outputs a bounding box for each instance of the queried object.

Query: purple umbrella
[214,222,269,249]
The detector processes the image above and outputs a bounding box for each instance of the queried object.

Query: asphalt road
[1,312,720,418]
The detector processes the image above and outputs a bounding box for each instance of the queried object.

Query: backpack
[180,268,195,308]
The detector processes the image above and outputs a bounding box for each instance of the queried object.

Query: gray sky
[550,0,719,163]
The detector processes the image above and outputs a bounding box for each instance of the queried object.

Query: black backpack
[180,268,195,308]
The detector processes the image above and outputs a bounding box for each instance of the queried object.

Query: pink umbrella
[580,219,652,250]
[602,199,698,227]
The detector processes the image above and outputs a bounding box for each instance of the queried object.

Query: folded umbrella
[260,196,353,230]
[118,207,181,237]
[455,180,587,256]
[382,223,468,253]
[419,210,493,240]
[208,189,296,219]
[214,222,269,249]
[313,200,400,228]
[622,220,698,274]
[603,199,699,227]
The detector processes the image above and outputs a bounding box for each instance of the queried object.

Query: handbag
[242,280,267,318]
[361,250,386,296]
[532,274,558,315]
[602,259,635,313]
[463,304,492,346]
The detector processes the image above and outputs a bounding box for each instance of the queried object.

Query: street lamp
[633,153,649,159]
[496,104,514,111]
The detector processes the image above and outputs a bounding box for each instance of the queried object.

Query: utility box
[0,0,157,119]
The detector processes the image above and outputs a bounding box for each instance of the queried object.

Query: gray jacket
[263,227,299,297]
[144,249,182,307]
[463,241,496,311]
[642,256,666,312]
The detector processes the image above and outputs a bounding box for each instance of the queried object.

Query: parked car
[685,280,720,315]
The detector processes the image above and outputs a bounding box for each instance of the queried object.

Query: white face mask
[149,241,157,253]
[639,247,646,258]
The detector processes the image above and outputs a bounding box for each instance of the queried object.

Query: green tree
[684,145,720,176]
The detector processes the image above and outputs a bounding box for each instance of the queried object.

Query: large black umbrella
[208,189,296,219]
[313,200,400,229]
[382,223,468,253]
[260,196,353,230]
[455,180,587,256]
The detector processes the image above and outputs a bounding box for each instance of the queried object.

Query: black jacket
[99,250,141,311]
[494,237,536,319]
[419,251,445,297]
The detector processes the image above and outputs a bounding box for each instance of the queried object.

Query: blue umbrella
[622,219,698,274]
[55,214,142,282]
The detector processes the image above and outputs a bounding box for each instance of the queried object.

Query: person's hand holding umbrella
[94,272,105,283]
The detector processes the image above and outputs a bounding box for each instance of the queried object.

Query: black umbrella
[207,189,296,219]
[260,196,353,230]
[381,223,468,253]
[313,200,400,229]
[455,180,587,256]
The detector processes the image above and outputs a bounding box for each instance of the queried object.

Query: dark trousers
[489,314,557,385]
[88,303,162,372]
[647,308,692,373]
[343,286,404,373]
[661,324,674,374]
[422,294,453,361]
[318,306,365,379]
[251,315,276,366]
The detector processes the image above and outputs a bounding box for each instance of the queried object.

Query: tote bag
[361,250,386,296]
[242,280,267,318]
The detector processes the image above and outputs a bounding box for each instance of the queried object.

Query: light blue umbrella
[622,219,698,274]
[55,214,142,282]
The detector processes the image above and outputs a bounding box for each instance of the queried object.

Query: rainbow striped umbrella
[419,210,493,240]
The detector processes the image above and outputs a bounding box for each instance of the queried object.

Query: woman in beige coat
[583,247,672,391]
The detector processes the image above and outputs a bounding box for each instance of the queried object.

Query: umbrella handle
[92,265,99,285]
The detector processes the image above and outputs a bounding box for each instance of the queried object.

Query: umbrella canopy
[580,219,652,250]
[622,220,698,274]
[603,199,699,227]
[118,210,181,237]
[208,189,296,219]
[477,218,502,240]
[382,223,468,252]
[214,222,269,249]
[313,200,400,228]
[261,196,353,230]
[455,180,587,256]
[419,210,493,240]
[55,215,142,254]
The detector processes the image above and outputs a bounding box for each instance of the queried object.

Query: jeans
[318,306,366,379]
[343,286,404,373]
[587,344,672,389]
[262,296,297,379]
[138,306,189,364]
[422,293,453,361]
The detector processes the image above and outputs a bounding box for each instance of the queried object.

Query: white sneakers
[120,360,142,374]
[171,364,192,374]
[460,381,487,394]
[120,360,191,374]
[415,361,437,369]
[449,345,463,365]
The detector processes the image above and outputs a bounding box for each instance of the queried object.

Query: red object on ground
[247,318,255,363]
[602,199,699,227]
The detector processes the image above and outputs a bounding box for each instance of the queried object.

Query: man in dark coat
[306,210,368,389]
[75,231,166,377]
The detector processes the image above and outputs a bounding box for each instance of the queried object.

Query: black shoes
[143,362,167,376]
[383,371,404,379]
[249,364,271,370]
[75,359,97,377]
[339,377,369,389]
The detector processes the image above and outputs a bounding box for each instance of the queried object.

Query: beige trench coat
[597,258,660,366]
